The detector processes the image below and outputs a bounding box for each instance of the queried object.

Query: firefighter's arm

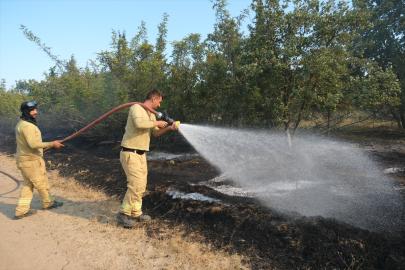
[153,122,178,137]
[21,125,53,149]
[132,105,156,129]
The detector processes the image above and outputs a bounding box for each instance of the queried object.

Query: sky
[0,0,253,89]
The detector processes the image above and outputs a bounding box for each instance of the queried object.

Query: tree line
[1,0,403,138]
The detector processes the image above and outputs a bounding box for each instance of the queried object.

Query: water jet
[179,124,404,233]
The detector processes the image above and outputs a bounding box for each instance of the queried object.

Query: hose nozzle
[156,109,175,125]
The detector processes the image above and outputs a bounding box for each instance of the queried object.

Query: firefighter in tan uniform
[117,89,178,227]
[14,101,65,219]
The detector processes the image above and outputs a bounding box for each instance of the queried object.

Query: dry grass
[0,154,247,270]
[299,118,405,142]
[48,169,108,202]
[330,123,405,142]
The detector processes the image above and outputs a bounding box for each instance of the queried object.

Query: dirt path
[0,154,245,270]
[0,156,88,270]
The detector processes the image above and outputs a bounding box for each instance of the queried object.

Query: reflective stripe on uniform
[43,195,53,203]
[18,198,32,205]
[18,121,36,133]
[121,202,132,211]
[132,203,142,210]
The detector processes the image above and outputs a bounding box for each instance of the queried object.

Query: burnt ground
[1,129,405,270]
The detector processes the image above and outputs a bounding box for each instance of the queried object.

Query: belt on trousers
[121,147,146,155]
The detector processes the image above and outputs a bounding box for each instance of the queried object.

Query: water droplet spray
[178,124,403,233]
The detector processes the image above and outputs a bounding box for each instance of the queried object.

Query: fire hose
[43,102,179,154]
[0,170,22,197]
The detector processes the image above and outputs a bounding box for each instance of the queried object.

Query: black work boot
[45,201,63,210]
[117,213,135,228]
[132,214,151,222]
[15,209,37,220]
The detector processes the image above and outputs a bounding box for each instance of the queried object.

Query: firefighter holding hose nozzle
[117,89,179,228]
[14,101,65,219]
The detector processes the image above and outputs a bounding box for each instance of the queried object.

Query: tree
[354,0,405,130]
[0,79,27,122]
[240,0,398,136]
[97,16,168,102]
[165,33,206,123]
[156,13,169,62]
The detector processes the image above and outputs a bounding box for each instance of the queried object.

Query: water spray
[178,124,404,233]
[43,102,179,153]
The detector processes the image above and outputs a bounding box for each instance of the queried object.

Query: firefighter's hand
[170,122,179,131]
[156,121,168,128]
[52,140,65,149]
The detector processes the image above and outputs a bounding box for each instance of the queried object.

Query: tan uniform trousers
[15,158,54,216]
[119,151,148,217]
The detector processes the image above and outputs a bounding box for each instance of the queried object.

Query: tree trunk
[389,105,403,130]
[400,109,405,133]
[284,122,292,148]
[373,112,376,128]
[327,108,331,137]
[292,100,306,136]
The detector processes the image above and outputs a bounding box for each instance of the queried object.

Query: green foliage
[354,0,405,129]
[164,0,248,126]
[0,80,27,118]
[97,18,168,102]
[0,79,28,130]
[1,1,401,138]
[241,0,382,132]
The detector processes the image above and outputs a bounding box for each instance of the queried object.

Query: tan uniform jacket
[15,120,53,161]
[121,104,159,151]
